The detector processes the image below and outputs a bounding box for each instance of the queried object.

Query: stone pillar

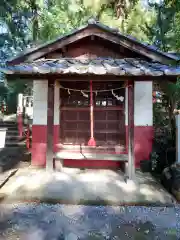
[31,80,48,167]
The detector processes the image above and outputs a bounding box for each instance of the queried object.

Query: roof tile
[1,58,180,77]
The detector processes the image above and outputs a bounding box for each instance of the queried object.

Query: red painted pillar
[88,80,96,147]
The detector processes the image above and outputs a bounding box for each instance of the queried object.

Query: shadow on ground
[0,147,31,173]
[0,169,176,207]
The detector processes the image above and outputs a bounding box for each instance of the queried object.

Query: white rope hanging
[60,84,125,101]
[81,90,89,98]
[59,84,125,93]
[111,90,124,102]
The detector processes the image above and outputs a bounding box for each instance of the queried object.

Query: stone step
[0,128,19,133]
[0,146,29,172]
[0,122,18,127]
[5,135,25,141]
[0,147,25,160]
[0,121,17,124]
[6,126,18,131]
[5,140,26,147]
[6,130,19,136]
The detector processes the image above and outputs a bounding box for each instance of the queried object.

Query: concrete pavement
[0,168,176,206]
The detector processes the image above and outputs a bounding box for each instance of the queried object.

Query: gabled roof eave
[7,19,179,66]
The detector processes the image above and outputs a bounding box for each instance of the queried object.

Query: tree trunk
[30,0,39,42]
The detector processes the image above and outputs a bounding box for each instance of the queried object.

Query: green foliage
[37,0,154,43]
[173,11,180,50]
[124,2,156,42]
[38,0,91,42]
[144,2,176,51]
[146,0,180,51]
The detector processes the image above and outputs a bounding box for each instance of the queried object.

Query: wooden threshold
[57,144,126,151]
[55,151,128,161]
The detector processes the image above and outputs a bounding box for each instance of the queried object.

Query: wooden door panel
[60,81,126,150]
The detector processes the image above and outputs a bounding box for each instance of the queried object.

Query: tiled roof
[7,19,179,64]
[1,58,180,77]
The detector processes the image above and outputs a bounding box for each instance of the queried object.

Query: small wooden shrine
[1,19,180,178]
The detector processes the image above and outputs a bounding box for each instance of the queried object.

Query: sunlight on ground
[115,179,137,192]
[78,172,111,183]
[0,168,176,205]
[5,176,27,194]
[140,187,154,196]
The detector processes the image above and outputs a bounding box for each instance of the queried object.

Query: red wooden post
[128,81,135,179]
[88,80,96,146]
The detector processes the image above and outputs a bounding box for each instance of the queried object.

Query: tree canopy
[1,0,180,58]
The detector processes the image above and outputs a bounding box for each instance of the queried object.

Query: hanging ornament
[60,84,126,99]
[111,90,124,102]
[119,96,124,102]
[81,90,89,98]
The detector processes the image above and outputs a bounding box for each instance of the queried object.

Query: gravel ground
[0,203,179,239]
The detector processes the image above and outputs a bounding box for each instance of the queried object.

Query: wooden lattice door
[60,81,126,152]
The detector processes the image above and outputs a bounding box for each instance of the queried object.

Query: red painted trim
[31,125,153,169]
[31,125,47,167]
[57,159,124,169]
[134,126,154,168]
[126,125,153,167]
[31,124,60,166]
